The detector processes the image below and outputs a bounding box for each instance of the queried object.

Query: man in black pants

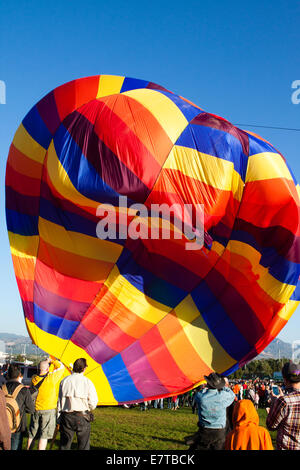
[187,373,235,450]
[57,358,98,450]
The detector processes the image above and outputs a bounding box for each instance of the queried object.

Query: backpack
[2,383,24,433]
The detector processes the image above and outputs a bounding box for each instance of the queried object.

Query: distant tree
[228,357,290,380]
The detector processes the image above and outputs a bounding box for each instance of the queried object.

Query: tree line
[229,358,290,379]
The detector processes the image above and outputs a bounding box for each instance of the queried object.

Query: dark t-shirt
[3,380,35,432]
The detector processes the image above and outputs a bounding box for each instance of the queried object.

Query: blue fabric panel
[117,248,187,308]
[6,208,39,236]
[102,354,144,403]
[22,105,53,149]
[191,281,252,360]
[33,304,79,339]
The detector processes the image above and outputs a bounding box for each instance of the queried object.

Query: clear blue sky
[0,0,299,343]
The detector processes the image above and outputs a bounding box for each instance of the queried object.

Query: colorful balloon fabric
[5,75,300,404]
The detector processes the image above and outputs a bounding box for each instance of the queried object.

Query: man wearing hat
[266,361,300,450]
[186,372,235,450]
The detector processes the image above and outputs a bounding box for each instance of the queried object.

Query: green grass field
[40,405,276,451]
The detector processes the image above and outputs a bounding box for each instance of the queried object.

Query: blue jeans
[11,432,23,450]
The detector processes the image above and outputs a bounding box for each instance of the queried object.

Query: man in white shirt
[57,358,98,450]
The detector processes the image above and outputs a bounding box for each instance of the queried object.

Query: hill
[0,332,298,361]
[0,332,46,356]
[258,338,294,360]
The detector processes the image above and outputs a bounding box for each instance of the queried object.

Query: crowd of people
[185,361,300,450]
[0,357,98,450]
[0,358,299,451]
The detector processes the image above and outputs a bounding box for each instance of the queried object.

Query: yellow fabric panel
[12,124,46,164]
[175,295,236,372]
[246,152,293,182]
[57,341,117,405]
[25,317,38,350]
[104,265,171,323]
[38,217,122,263]
[227,240,295,304]
[210,240,227,257]
[165,146,243,199]
[277,299,299,321]
[25,319,117,405]
[123,89,188,144]
[97,75,125,98]
[84,366,118,405]
[8,232,39,258]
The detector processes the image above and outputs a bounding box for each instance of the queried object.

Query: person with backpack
[0,387,11,450]
[2,363,35,450]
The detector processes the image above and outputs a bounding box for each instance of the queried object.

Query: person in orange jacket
[225,399,273,450]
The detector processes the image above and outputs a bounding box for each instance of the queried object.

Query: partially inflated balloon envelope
[5,75,300,404]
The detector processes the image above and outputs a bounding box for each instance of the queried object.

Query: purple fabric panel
[121,341,169,397]
[72,325,116,364]
[6,186,40,216]
[36,90,61,135]
[22,300,34,322]
[33,283,89,322]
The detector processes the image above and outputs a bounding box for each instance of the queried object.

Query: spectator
[0,367,6,386]
[171,395,179,410]
[140,400,149,411]
[254,390,260,410]
[246,385,255,404]
[266,361,300,450]
[191,389,198,414]
[239,383,244,401]
[57,358,98,450]
[233,383,240,400]
[3,363,35,450]
[153,398,164,409]
[242,382,248,399]
[0,387,11,450]
[189,373,235,450]
[225,399,273,450]
[225,379,235,433]
[27,357,65,450]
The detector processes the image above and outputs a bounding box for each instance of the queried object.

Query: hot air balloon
[5,75,300,405]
